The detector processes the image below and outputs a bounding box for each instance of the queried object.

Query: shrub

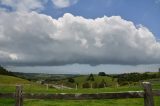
[92,82,98,88]
[68,78,75,83]
[98,72,106,76]
[98,79,106,88]
[82,82,90,88]
[86,74,95,81]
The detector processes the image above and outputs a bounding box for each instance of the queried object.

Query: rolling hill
[58,74,118,88]
[0,75,30,84]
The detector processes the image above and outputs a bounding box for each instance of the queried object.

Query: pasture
[0,75,160,106]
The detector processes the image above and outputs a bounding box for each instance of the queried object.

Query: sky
[0,0,160,74]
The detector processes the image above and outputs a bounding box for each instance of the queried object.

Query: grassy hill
[0,75,30,84]
[58,74,117,88]
[0,75,57,93]
[74,75,116,85]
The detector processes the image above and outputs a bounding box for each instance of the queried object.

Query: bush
[86,74,95,81]
[119,81,129,86]
[92,82,98,88]
[82,82,90,88]
[68,78,75,83]
[98,83,105,88]
[98,72,106,76]
[98,79,106,88]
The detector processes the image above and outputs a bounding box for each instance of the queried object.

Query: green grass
[61,75,117,88]
[73,75,114,83]
[1,97,160,106]
[0,75,30,84]
[0,99,15,106]
[0,82,160,94]
[0,83,143,93]
[0,75,160,106]
[23,98,144,106]
[0,75,160,94]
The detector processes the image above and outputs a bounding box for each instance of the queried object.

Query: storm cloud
[0,10,160,66]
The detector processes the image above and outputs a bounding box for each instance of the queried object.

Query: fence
[0,82,160,106]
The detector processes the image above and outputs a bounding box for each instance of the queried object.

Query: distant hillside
[0,75,30,84]
[114,72,160,85]
[58,74,117,88]
[0,65,15,76]
[13,72,79,82]
[74,75,116,85]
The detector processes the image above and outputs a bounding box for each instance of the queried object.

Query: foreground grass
[24,98,144,106]
[0,99,15,106]
[0,97,160,106]
[0,75,160,105]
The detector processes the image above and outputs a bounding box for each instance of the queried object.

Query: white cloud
[51,0,78,8]
[0,11,160,66]
[0,0,47,12]
[9,54,18,60]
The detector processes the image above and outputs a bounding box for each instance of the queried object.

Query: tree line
[114,72,160,85]
[0,65,15,76]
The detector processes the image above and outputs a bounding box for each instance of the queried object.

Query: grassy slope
[74,75,116,83]
[0,75,30,84]
[0,75,160,93]
[0,75,57,93]
[0,75,160,106]
[61,75,117,88]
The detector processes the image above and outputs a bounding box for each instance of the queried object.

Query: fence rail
[0,82,159,106]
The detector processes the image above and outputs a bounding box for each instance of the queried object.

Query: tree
[87,73,94,81]
[68,78,75,83]
[0,65,14,76]
[98,72,106,76]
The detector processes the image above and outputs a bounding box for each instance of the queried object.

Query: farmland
[0,73,160,106]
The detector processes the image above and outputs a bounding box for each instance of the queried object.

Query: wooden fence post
[15,85,23,106]
[46,84,49,90]
[76,84,78,90]
[142,82,154,106]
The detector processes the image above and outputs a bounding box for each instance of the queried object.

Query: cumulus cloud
[51,0,78,8]
[0,10,160,66]
[0,0,47,12]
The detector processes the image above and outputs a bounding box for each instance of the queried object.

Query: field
[61,75,117,88]
[0,75,160,106]
[0,75,30,84]
[1,97,160,106]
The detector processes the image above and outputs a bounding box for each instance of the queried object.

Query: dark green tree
[68,78,75,83]
[87,73,95,81]
[0,65,14,76]
[98,72,106,76]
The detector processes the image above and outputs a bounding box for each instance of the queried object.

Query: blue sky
[0,0,160,74]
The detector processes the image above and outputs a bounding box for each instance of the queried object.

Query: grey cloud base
[0,11,160,66]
